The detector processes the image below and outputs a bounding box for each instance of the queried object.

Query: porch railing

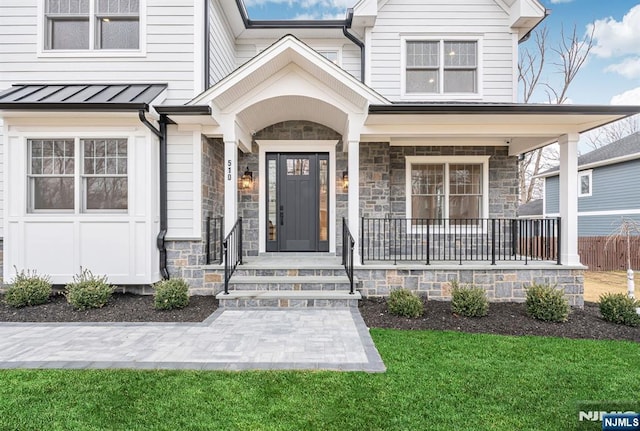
[205,215,224,265]
[342,218,355,294]
[223,217,243,295]
[360,217,561,265]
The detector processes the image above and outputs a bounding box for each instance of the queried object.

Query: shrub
[450,281,489,317]
[4,268,52,308]
[65,268,114,310]
[387,289,423,318]
[599,293,640,327]
[153,278,190,310]
[525,283,570,322]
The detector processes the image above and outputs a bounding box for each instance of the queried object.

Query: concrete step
[216,290,361,308]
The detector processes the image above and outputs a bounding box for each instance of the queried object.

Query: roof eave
[0,102,150,112]
[368,104,640,116]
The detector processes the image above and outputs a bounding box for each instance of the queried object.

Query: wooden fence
[579,236,640,271]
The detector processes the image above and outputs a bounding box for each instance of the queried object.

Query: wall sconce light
[241,166,253,190]
[342,171,349,191]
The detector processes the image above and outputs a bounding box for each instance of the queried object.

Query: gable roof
[0,84,167,111]
[539,132,640,176]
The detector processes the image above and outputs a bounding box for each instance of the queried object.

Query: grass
[584,271,628,302]
[0,330,638,430]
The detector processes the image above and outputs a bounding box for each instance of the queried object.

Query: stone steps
[216,290,361,308]
[214,256,359,308]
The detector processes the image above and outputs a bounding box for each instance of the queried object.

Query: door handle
[280,205,284,225]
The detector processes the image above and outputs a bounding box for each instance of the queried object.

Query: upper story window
[317,50,340,65]
[578,170,592,197]
[45,0,139,51]
[403,38,479,98]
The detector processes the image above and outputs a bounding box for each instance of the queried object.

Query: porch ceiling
[364,105,640,155]
[237,95,348,135]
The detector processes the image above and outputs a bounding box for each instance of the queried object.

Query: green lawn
[0,330,638,430]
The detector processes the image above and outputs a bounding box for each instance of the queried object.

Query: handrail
[223,217,243,295]
[360,217,560,264]
[342,218,355,294]
[205,216,224,265]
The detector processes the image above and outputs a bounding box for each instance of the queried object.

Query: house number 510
[227,160,232,181]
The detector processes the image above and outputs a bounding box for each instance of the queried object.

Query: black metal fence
[342,218,355,294]
[360,217,560,265]
[205,216,224,264]
[223,217,243,295]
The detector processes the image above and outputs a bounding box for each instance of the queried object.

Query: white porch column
[224,140,238,236]
[558,133,581,265]
[347,139,360,263]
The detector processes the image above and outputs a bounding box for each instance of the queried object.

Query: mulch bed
[1,293,637,342]
[359,298,639,342]
[0,293,218,323]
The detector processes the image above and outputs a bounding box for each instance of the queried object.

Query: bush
[450,281,489,317]
[154,278,190,310]
[65,269,114,310]
[599,293,640,327]
[4,269,52,308]
[387,289,423,318]
[525,283,570,322]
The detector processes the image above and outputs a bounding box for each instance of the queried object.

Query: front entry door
[266,153,329,252]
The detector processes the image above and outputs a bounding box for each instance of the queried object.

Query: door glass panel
[268,159,277,241]
[286,158,310,176]
[319,159,328,241]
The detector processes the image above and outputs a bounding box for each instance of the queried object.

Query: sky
[244,0,640,107]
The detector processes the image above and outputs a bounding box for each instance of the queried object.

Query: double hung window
[28,138,128,212]
[45,0,140,50]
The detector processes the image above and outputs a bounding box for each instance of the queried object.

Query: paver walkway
[0,308,385,372]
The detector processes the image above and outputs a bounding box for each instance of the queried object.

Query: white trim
[546,209,640,218]
[405,155,490,231]
[535,152,640,179]
[193,0,205,95]
[37,0,147,58]
[577,169,592,197]
[256,140,339,254]
[400,35,484,101]
[315,47,343,67]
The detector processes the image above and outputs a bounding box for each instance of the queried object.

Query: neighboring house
[1,0,639,307]
[538,132,640,236]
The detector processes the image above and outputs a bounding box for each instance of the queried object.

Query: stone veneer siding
[239,120,346,257]
[355,266,584,307]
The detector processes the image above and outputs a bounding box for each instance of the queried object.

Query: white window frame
[400,35,483,101]
[37,0,147,57]
[27,135,130,214]
[405,155,490,232]
[578,170,592,197]
[315,48,342,66]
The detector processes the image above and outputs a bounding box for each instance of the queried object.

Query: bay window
[28,137,129,213]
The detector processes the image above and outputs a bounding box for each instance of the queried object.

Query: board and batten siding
[0,0,197,104]
[369,0,515,102]
[208,0,237,86]
[166,126,202,239]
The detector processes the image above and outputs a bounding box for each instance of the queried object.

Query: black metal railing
[360,217,560,265]
[342,218,355,294]
[205,216,224,264]
[223,217,243,295]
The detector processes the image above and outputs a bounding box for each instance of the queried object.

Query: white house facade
[1,0,639,306]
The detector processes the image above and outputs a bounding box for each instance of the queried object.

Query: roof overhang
[155,105,216,126]
[364,104,640,155]
[0,83,168,113]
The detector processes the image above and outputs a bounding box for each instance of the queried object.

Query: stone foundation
[355,265,584,307]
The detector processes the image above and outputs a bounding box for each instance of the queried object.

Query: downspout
[138,109,170,280]
[342,9,365,82]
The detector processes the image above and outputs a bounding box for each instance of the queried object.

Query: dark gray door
[266,153,329,252]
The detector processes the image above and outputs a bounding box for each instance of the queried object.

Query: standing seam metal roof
[0,83,167,109]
